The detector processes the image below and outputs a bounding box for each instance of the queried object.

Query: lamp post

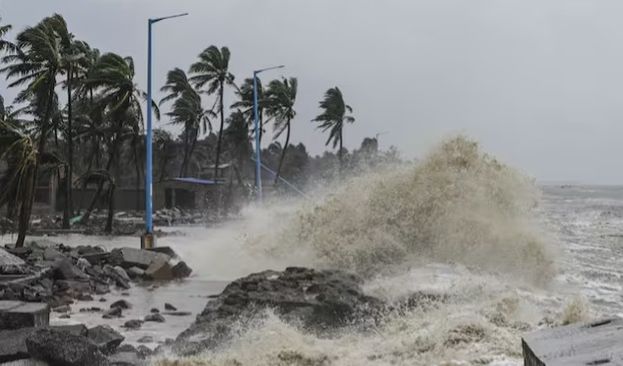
[253,65,284,201]
[142,12,188,249]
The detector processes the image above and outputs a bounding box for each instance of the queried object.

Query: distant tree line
[0,14,398,246]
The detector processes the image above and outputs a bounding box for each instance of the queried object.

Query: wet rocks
[171,261,192,278]
[26,328,109,366]
[122,319,143,330]
[172,267,384,355]
[111,299,132,310]
[102,306,123,319]
[0,301,49,330]
[144,313,165,323]
[164,303,177,311]
[111,248,169,270]
[87,325,125,354]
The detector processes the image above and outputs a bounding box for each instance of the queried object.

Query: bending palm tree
[160,68,213,177]
[231,77,269,142]
[0,17,18,55]
[1,14,70,246]
[312,87,355,170]
[189,45,234,179]
[266,77,297,184]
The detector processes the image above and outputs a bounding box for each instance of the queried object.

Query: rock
[79,307,101,313]
[136,345,153,358]
[113,266,131,283]
[25,328,108,366]
[111,248,170,270]
[143,313,165,323]
[102,307,122,319]
[76,258,91,271]
[137,336,153,343]
[148,247,179,259]
[52,258,89,281]
[0,301,49,330]
[103,265,130,290]
[150,308,159,313]
[95,284,110,295]
[171,261,192,278]
[163,311,191,316]
[116,344,137,353]
[0,327,37,362]
[110,300,132,310]
[55,280,91,294]
[126,267,144,279]
[4,247,32,260]
[81,252,110,265]
[99,298,107,302]
[52,305,70,313]
[76,293,94,301]
[42,248,63,261]
[87,325,124,354]
[164,303,177,311]
[173,267,384,356]
[51,324,88,337]
[108,350,142,365]
[0,248,28,275]
[122,320,142,330]
[144,258,173,281]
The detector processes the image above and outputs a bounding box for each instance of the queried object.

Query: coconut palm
[225,110,251,178]
[189,45,234,179]
[312,87,355,169]
[160,68,213,177]
[0,17,18,55]
[1,14,70,246]
[231,77,269,142]
[265,77,297,184]
[80,52,158,232]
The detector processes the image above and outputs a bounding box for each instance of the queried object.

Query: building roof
[170,177,222,186]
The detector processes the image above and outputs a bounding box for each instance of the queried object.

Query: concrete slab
[523,317,623,366]
[115,248,170,269]
[0,301,49,330]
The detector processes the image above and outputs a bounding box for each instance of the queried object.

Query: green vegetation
[0,13,397,245]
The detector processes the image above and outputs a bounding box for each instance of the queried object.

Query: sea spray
[250,136,555,283]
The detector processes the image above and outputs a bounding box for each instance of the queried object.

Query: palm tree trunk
[16,81,55,247]
[185,129,198,177]
[179,128,190,177]
[214,84,225,179]
[62,66,73,229]
[274,121,291,185]
[338,129,343,172]
[104,180,115,233]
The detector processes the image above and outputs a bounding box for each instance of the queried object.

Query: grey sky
[1,0,623,184]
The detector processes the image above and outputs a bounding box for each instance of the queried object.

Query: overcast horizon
[2,0,623,184]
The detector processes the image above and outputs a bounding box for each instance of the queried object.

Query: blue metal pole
[253,72,262,201]
[145,19,154,234]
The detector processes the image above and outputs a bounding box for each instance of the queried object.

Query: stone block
[0,302,49,330]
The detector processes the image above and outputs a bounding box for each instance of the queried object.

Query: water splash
[251,136,555,283]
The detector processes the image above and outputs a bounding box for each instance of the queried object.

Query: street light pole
[253,65,284,202]
[143,12,188,249]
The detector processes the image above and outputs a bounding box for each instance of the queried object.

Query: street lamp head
[150,12,189,23]
[255,65,286,75]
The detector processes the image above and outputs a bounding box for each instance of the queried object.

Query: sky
[2,0,623,184]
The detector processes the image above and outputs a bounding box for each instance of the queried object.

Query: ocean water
[4,137,623,365]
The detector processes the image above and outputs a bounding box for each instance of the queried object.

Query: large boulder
[110,248,170,270]
[25,328,108,366]
[0,248,28,275]
[0,301,49,330]
[172,267,383,355]
[87,325,124,354]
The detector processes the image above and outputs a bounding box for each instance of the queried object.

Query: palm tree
[231,77,270,142]
[225,110,251,179]
[0,17,18,55]
[160,68,213,177]
[1,14,70,246]
[265,77,297,184]
[189,45,234,179]
[80,52,157,232]
[312,87,355,169]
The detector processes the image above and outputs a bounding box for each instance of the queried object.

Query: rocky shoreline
[0,239,445,365]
